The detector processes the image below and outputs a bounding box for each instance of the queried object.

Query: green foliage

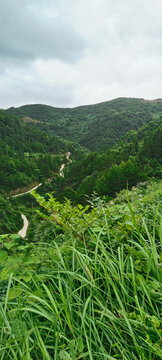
[0,195,22,234]
[0,181,161,359]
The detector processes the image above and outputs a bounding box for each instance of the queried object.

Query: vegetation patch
[0,181,161,359]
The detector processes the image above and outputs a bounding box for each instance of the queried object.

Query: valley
[0,97,161,359]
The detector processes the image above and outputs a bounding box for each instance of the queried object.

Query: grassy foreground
[0,181,161,359]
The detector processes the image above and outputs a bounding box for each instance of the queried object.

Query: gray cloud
[0,0,86,62]
[0,79,73,109]
[0,0,162,109]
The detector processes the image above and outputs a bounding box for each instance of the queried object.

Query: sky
[0,0,162,109]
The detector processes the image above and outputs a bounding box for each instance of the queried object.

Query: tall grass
[0,183,161,359]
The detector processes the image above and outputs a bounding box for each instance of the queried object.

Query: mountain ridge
[5,96,162,112]
[5,97,162,151]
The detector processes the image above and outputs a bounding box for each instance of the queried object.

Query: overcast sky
[0,0,162,109]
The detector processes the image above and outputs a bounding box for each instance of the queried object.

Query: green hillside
[37,117,162,203]
[1,107,161,234]
[5,97,162,150]
[0,110,84,194]
[0,110,85,234]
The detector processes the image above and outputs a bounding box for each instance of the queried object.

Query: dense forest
[0,100,161,232]
[0,104,161,232]
[0,110,84,194]
[5,97,162,150]
[0,98,162,359]
[0,110,84,233]
[0,195,22,234]
[37,117,162,204]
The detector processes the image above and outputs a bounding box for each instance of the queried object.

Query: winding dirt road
[12,183,42,198]
[16,183,42,238]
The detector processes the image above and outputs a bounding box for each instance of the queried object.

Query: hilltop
[5,97,162,151]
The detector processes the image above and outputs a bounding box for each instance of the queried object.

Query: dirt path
[59,163,65,177]
[14,183,41,238]
[18,214,29,238]
[59,152,71,177]
[12,183,42,198]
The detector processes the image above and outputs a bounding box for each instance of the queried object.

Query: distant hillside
[5,97,162,150]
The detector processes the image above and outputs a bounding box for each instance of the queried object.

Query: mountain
[5,97,162,151]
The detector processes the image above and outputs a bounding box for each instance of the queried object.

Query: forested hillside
[38,117,162,203]
[0,110,84,193]
[6,97,162,150]
[0,110,85,233]
[1,103,161,235]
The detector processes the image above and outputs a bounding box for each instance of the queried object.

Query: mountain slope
[0,110,84,193]
[41,117,162,203]
[5,97,162,150]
